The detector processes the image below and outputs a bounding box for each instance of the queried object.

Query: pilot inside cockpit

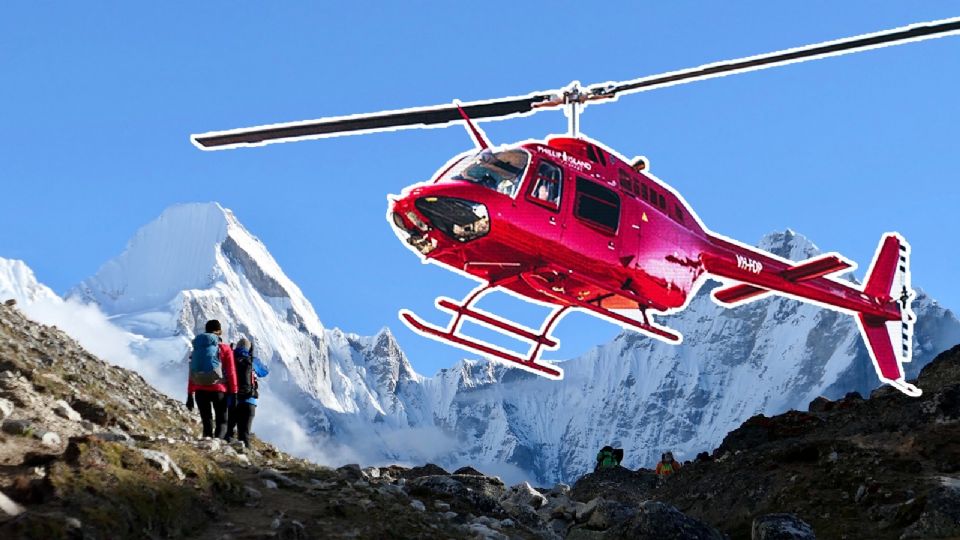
[533,162,562,206]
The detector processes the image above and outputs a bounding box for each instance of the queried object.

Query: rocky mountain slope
[0,301,737,539]
[9,203,960,487]
[3,296,956,538]
[566,344,960,539]
[0,303,541,539]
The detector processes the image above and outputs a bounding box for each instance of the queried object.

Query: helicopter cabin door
[560,175,621,268]
[519,159,564,244]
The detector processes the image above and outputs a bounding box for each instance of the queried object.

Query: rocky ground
[567,344,960,539]
[0,300,957,539]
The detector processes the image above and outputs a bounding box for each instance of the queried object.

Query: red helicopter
[192,18,960,397]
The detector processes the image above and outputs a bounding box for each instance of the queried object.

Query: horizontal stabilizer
[713,283,769,304]
[781,254,852,282]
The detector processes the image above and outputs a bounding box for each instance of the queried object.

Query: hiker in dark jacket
[225,337,268,448]
[186,320,237,438]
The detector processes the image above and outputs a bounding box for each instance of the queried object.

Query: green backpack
[597,448,618,469]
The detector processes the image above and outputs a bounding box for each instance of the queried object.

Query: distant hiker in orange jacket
[656,451,681,479]
[185,319,237,438]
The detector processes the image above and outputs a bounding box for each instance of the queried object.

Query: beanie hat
[205,319,222,333]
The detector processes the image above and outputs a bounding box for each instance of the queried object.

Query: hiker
[595,445,622,471]
[655,451,681,479]
[225,337,269,448]
[185,319,237,438]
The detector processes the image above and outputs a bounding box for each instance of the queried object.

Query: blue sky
[2,3,958,376]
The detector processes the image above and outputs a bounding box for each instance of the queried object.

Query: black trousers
[194,390,227,438]
[227,402,256,444]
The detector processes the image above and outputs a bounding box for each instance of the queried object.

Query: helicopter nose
[389,195,438,256]
[389,195,490,249]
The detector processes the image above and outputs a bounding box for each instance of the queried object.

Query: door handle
[549,216,556,225]
[608,241,615,250]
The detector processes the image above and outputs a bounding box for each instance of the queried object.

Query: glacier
[4,202,958,485]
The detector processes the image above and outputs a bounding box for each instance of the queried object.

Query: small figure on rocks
[655,451,681,481]
[225,337,268,448]
[186,319,237,438]
[595,445,623,471]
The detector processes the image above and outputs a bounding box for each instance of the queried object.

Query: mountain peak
[757,229,820,260]
[0,258,60,305]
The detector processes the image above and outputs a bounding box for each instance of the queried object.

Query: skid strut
[399,282,567,378]
[520,274,682,343]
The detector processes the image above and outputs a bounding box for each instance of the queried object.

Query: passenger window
[529,160,563,209]
[674,204,684,223]
[659,194,666,209]
[618,169,634,194]
[575,177,620,232]
[641,184,648,200]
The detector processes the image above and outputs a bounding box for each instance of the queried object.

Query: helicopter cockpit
[439,149,530,197]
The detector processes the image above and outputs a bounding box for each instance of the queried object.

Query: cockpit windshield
[437,149,530,197]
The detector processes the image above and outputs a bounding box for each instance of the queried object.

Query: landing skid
[400,271,684,379]
[399,282,566,378]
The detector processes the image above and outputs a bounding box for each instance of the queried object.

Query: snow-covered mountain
[68,202,424,443]
[0,258,60,305]
[6,203,958,486]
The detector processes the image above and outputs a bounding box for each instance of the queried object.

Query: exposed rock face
[605,501,725,540]
[649,344,960,539]
[751,513,816,540]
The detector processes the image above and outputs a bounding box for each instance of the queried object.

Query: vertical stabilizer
[857,234,919,396]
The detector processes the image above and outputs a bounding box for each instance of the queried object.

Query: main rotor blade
[192,93,555,149]
[591,17,960,99]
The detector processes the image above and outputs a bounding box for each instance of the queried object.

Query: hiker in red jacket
[185,319,237,438]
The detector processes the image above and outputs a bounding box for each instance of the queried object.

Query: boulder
[53,399,82,422]
[584,499,637,531]
[901,485,960,539]
[0,491,25,518]
[606,501,725,540]
[259,468,295,488]
[403,463,449,479]
[500,481,547,510]
[408,474,503,513]
[0,397,13,419]
[40,431,61,448]
[807,396,833,413]
[570,467,658,505]
[140,449,185,481]
[337,463,364,480]
[453,466,484,476]
[1,419,32,436]
[751,513,815,539]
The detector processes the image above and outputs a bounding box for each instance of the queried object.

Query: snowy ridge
[0,258,60,305]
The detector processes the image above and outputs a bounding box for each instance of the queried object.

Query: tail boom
[704,233,918,396]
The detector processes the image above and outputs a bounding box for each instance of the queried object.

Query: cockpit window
[438,149,530,197]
